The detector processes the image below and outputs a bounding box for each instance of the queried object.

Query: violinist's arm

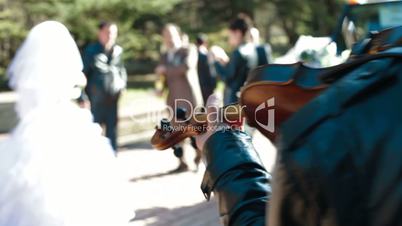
[201,130,271,226]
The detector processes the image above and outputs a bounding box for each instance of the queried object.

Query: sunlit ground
[117,142,221,226]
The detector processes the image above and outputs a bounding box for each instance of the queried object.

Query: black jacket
[201,47,402,226]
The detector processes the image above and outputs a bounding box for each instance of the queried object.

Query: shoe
[193,155,202,172]
[169,162,189,174]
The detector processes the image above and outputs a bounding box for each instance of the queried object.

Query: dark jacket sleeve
[201,130,271,226]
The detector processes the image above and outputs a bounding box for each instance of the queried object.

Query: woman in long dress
[155,24,203,172]
[0,21,133,226]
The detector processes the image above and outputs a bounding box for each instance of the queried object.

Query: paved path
[118,141,221,226]
[117,131,276,226]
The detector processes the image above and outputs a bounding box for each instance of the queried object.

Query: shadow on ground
[130,201,220,226]
[129,170,182,182]
[119,140,154,150]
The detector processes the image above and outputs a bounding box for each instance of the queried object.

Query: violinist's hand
[195,94,222,151]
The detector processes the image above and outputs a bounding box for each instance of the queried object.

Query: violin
[151,62,330,150]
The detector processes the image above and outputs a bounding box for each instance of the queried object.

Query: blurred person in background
[196,33,217,104]
[210,14,270,105]
[155,24,203,172]
[0,21,133,226]
[82,21,127,153]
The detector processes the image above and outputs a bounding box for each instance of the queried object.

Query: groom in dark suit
[82,21,127,152]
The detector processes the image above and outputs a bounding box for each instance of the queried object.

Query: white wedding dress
[0,21,133,226]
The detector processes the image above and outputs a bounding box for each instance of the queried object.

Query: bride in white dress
[0,21,134,226]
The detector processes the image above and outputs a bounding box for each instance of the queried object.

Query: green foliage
[271,0,344,44]
[165,0,344,53]
[0,0,345,88]
[61,0,183,61]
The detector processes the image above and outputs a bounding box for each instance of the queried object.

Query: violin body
[241,62,330,141]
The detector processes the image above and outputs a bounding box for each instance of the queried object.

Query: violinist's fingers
[206,94,221,126]
[195,94,222,151]
[206,94,221,112]
[206,93,220,108]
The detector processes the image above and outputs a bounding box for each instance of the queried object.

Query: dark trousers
[201,86,215,105]
[90,90,119,152]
